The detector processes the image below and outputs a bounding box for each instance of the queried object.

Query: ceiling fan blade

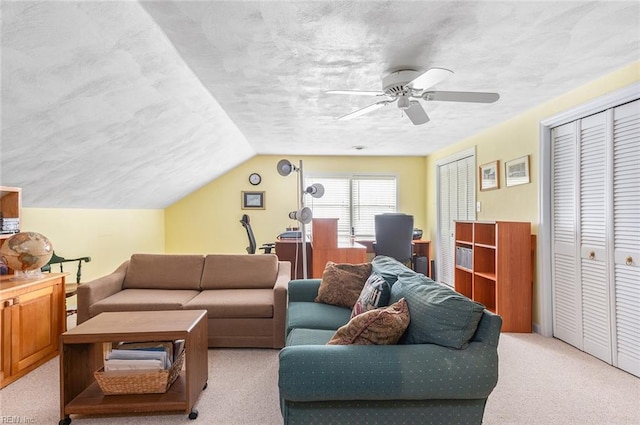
[327,90,386,97]
[407,67,453,90]
[423,91,500,103]
[404,101,430,125]
[338,100,393,121]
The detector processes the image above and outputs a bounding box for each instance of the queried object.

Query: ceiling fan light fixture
[397,95,411,110]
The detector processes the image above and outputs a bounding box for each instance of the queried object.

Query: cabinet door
[0,301,10,385]
[578,111,612,363]
[10,284,61,375]
[612,99,640,377]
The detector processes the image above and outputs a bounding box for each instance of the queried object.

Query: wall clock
[249,173,262,186]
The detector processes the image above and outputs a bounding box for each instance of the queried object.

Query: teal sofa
[278,256,502,425]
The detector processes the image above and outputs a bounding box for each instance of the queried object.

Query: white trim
[538,82,640,337]
[435,146,476,167]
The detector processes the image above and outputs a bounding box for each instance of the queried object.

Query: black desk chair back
[240,214,274,254]
[373,213,414,265]
[41,251,91,316]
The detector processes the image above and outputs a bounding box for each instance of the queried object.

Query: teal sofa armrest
[279,341,499,402]
[288,279,321,302]
[471,309,502,347]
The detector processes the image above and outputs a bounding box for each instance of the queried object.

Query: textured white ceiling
[1,1,639,208]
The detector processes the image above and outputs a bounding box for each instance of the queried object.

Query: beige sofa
[77,253,291,348]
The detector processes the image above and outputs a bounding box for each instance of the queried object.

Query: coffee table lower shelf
[64,373,197,415]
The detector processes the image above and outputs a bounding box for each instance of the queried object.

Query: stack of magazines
[104,340,185,372]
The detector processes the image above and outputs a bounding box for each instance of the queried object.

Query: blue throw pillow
[390,274,485,349]
[351,273,391,318]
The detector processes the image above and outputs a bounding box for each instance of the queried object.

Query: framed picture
[505,155,530,187]
[479,160,499,191]
[241,191,265,209]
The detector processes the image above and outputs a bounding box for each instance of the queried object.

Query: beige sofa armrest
[77,260,129,324]
[272,260,291,348]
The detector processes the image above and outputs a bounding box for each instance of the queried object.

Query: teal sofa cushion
[371,255,415,286]
[286,301,352,336]
[287,328,336,346]
[390,273,485,349]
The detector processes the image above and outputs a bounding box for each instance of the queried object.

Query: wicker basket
[94,349,185,395]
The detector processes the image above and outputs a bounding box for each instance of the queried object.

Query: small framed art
[241,191,265,209]
[505,155,530,187]
[479,160,499,191]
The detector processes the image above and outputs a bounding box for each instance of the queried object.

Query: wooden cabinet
[454,221,532,332]
[0,273,66,388]
[0,186,22,259]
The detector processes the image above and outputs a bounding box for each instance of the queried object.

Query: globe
[0,232,53,272]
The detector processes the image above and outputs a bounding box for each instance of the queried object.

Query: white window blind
[305,175,397,238]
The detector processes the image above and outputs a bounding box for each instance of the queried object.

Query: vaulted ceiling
[2,1,638,208]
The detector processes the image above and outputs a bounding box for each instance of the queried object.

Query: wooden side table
[59,310,208,424]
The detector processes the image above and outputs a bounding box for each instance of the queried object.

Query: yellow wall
[425,61,639,241]
[424,61,639,325]
[165,155,426,253]
[21,208,164,281]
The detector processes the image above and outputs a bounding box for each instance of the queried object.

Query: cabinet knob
[626,256,633,266]
[588,251,596,260]
[3,299,13,307]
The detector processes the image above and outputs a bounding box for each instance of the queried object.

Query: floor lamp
[276,159,324,279]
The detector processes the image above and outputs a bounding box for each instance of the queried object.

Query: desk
[275,219,367,279]
[412,240,431,278]
[274,239,313,279]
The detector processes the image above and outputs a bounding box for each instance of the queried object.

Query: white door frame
[537,82,639,337]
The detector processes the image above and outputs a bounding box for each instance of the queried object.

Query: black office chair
[373,213,414,266]
[41,251,91,316]
[240,214,275,254]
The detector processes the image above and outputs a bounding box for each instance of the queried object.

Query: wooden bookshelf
[0,186,22,253]
[454,221,532,332]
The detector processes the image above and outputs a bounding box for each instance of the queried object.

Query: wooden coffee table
[59,310,208,424]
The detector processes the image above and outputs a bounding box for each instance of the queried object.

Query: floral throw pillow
[327,298,410,345]
[351,273,391,318]
[315,261,372,308]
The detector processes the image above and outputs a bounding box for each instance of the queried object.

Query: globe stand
[12,269,44,280]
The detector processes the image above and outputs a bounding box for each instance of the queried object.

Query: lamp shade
[276,159,295,176]
[288,207,313,224]
[305,183,325,198]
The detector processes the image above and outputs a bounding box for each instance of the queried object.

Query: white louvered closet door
[437,155,475,287]
[551,122,581,349]
[612,99,640,377]
[551,98,640,378]
[579,111,611,364]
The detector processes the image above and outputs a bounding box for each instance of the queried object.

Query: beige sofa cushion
[184,289,274,318]
[123,254,204,290]
[201,254,278,289]
[89,289,200,317]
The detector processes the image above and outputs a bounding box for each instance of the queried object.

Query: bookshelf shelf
[454,220,532,332]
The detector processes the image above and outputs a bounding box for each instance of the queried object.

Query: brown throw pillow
[327,298,410,345]
[315,262,372,308]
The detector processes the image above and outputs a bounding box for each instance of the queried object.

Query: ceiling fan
[327,67,499,125]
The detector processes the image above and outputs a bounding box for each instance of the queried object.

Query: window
[305,175,397,238]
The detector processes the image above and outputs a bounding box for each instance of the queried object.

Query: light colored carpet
[1,318,638,424]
